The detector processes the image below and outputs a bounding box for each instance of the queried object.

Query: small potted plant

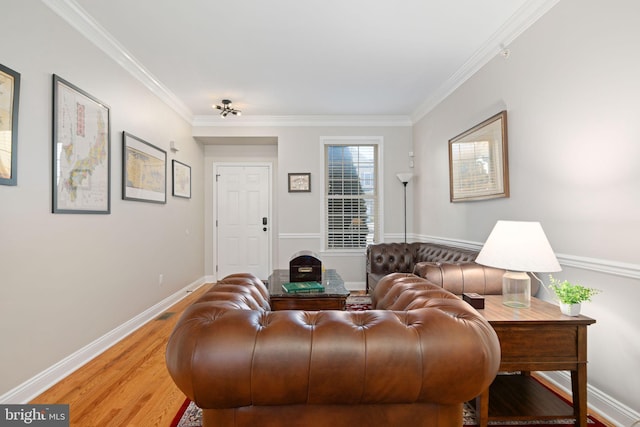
[548,275,600,316]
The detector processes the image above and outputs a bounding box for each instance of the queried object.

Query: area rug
[171,374,606,427]
[345,294,372,311]
[171,399,604,427]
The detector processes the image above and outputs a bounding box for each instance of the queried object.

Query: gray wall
[0,1,205,397]
[3,0,638,424]
[196,124,413,287]
[412,0,640,422]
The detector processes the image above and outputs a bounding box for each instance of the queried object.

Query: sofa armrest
[413,262,540,296]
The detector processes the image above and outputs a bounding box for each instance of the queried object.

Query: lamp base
[502,271,531,308]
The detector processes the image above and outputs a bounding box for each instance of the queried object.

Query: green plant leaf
[548,275,601,304]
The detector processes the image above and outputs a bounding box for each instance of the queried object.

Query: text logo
[0,405,69,427]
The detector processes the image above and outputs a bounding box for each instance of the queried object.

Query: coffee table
[474,295,596,427]
[267,269,350,311]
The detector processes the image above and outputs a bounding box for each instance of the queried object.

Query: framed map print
[172,160,191,198]
[122,132,166,204]
[52,75,110,213]
[0,63,20,186]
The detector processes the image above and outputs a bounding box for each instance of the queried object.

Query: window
[325,143,379,249]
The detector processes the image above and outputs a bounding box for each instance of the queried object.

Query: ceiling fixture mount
[214,99,241,117]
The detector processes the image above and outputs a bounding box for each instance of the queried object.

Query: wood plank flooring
[30,284,615,427]
[30,284,210,427]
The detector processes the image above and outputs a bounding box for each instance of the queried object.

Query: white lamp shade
[396,172,414,183]
[476,220,561,273]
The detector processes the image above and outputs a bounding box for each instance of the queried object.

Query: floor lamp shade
[476,221,561,307]
[396,173,413,184]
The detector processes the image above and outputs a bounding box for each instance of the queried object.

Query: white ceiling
[48,0,558,124]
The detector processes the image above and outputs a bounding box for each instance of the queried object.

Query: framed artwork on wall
[122,131,166,204]
[52,75,111,213]
[448,110,509,202]
[172,160,191,199]
[288,173,311,192]
[0,63,20,186]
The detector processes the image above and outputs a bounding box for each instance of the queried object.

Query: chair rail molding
[415,234,640,280]
[278,233,322,240]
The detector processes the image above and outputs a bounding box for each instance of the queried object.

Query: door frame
[213,161,273,281]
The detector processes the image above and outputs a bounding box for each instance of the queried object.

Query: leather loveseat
[366,242,539,296]
[366,242,478,292]
[166,273,500,427]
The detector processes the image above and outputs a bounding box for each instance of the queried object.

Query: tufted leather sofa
[366,242,478,292]
[166,273,501,427]
[366,242,541,297]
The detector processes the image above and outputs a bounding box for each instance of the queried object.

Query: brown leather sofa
[366,242,539,296]
[166,273,501,427]
[366,242,478,292]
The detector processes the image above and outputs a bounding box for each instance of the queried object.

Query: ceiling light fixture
[214,99,241,117]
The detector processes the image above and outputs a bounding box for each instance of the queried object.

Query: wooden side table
[475,295,596,427]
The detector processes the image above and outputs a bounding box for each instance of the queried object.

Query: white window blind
[325,144,378,249]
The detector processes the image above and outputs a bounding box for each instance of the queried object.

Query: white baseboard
[538,371,640,427]
[0,277,207,404]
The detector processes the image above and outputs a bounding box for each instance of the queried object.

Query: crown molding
[192,114,413,128]
[411,0,561,123]
[41,0,193,123]
[43,0,559,128]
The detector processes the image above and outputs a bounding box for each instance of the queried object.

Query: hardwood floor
[30,284,210,427]
[30,283,615,427]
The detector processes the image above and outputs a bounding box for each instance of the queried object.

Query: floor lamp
[396,173,413,243]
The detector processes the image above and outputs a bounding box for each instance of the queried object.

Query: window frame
[320,136,383,252]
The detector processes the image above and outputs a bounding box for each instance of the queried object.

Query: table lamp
[476,220,561,308]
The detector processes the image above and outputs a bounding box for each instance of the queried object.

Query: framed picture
[52,75,111,213]
[448,110,509,202]
[122,131,166,204]
[172,160,191,198]
[288,172,311,192]
[0,64,20,186]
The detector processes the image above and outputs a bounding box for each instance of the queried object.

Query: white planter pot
[560,302,581,316]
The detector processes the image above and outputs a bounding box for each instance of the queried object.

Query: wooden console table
[475,296,596,427]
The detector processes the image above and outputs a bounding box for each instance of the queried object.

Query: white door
[216,165,271,280]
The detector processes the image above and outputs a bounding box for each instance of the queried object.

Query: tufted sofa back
[166,273,501,427]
